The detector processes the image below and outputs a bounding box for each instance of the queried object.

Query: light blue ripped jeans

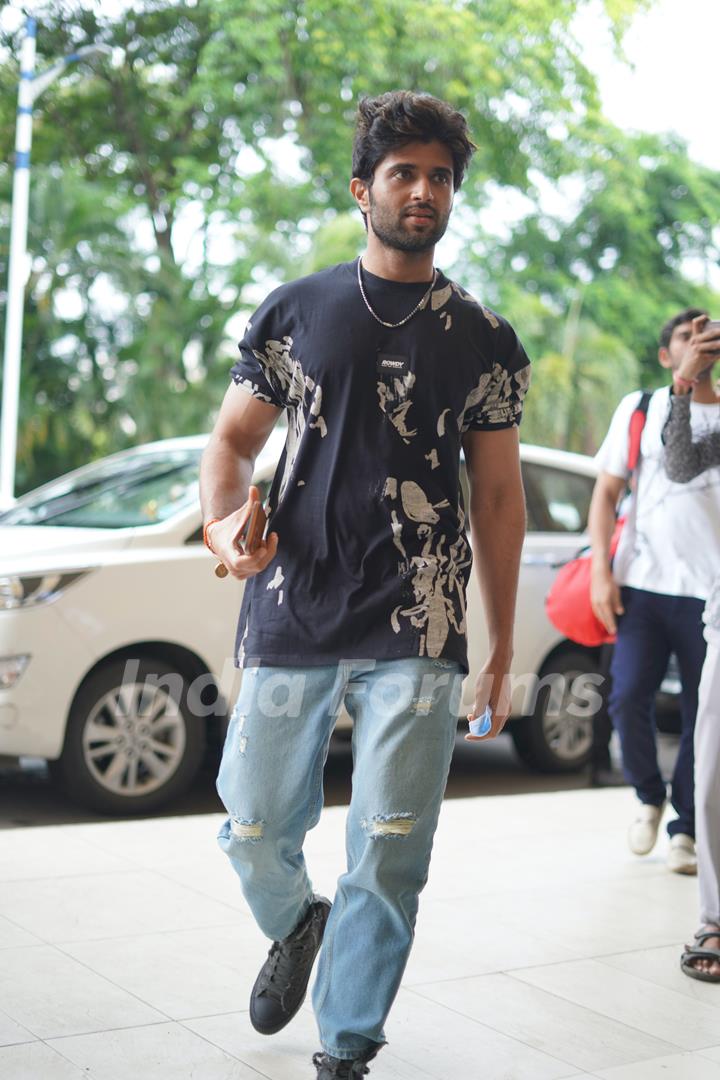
[216,657,462,1060]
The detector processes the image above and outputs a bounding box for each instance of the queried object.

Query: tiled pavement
[1,788,718,1079]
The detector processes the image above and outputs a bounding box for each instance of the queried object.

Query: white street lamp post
[0,17,112,508]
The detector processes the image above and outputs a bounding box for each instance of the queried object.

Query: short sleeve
[594,391,643,479]
[463,316,532,432]
[229,290,291,410]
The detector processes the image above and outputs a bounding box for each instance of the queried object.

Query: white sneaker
[628,801,665,855]
[667,834,697,875]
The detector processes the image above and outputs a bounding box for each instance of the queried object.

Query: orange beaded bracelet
[203,518,221,554]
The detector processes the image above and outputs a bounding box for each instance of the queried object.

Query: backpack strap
[627,390,652,474]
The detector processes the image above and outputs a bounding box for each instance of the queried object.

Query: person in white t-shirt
[588,308,720,874]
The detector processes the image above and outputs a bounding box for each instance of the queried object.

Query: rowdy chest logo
[376,353,409,379]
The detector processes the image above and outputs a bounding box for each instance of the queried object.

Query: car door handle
[521,553,563,567]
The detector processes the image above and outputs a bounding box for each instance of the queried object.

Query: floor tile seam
[0,1004,39,1034]
[401,951,591,987]
[0,865,252,916]
[53,936,264,992]
[503,969,697,1046]
[365,1047,442,1080]
[578,956,720,1016]
[0,937,59,956]
[40,1010,276,1080]
[0,825,150,851]
[0,831,140,855]
[177,1007,250,1023]
[585,939,689,962]
[405,980,686,1059]
[416,879,669,905]
[399,986,578,1071]
[0,866,160,888]
[175,1018,275,1079]
[503,970,717,1050]
[42,1022,223,1077]
[419,879,669,904]
[46,945,176,1026]
[591,943,720,994]
[481,938,694,966]
[4,1037,92,1075]
[0,910,51,947]
[0,1033,39,1049]
[49,916,245,949]
[44,1018,175,1046]
[151,866,251,912]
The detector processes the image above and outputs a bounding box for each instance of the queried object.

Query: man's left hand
[465,652,513,741]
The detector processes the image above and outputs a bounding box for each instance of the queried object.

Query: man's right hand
[206,485,279,580]
[677,315,720,383]
[591,566,624,635]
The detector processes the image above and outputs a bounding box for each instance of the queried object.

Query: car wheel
[52,657,205,814]
[510,648,601,773]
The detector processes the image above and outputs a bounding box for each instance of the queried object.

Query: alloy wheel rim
[540,668,594,762]
[81,681,187,796]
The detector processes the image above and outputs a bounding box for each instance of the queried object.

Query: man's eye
[435,174,451,184]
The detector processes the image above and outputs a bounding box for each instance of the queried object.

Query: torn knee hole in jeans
[235,714,248,755]
[361,812,417,839]
[230,817,264,842]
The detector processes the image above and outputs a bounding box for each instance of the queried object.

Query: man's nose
[411,176,434,201]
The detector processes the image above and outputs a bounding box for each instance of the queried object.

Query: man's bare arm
[588,471,626,634]
[463,426,526,736]
[199,383,282,579]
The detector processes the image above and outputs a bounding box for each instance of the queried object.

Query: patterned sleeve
[662,392,720,483]
[229,290,291,410]
[462,316,531,432]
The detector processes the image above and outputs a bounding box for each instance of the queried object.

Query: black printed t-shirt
[229,259,531,674]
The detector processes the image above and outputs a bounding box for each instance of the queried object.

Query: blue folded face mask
[468,706,492,738]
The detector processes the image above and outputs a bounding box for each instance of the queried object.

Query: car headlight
[0,571,91,610]
[0,654,30,688]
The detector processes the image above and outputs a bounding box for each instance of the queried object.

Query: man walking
[589,309,720,874]
[200,91,530,1077]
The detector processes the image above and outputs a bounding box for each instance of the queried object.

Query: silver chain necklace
[356,257,437,329]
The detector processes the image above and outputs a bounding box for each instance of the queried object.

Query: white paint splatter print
[437,408,452,437]
[377,371,417,443]
[236,335,329,504]
[266,566,285,590]
[383,479,470,658]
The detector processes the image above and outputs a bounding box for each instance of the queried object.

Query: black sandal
[680,930,720,983]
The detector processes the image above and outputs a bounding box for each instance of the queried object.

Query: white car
[0,432,602,813]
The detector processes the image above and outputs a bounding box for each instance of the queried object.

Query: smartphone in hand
[706,320,720,353]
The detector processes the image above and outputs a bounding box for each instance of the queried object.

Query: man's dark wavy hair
[660,307,707,349]
[352,91,475,192]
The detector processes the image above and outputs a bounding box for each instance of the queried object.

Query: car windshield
[0,448,203,529]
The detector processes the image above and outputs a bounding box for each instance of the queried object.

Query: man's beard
[367,191,449,253]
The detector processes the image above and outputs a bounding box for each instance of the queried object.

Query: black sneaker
[312,1048,378,1078]
[250,895,331,1035]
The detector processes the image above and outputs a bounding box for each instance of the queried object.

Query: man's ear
[658,346,672,371]
[350,177,370,215]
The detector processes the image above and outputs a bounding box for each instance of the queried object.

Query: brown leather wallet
[213,501,268,578]
[241,501,267,554]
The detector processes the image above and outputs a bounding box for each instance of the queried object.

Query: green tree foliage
[462,124,720,450]
[497,287,639,453]
[3,0,719,490]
